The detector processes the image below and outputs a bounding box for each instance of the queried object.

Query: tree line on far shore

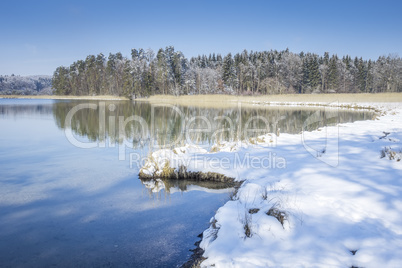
[52,46,402,98]
[0,75,53,95]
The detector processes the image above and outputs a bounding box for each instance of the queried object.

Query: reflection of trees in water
[0,103,54,116]
[140,177,236,200]
[51,101,374,148]
[52,100,146,144]
[0,100,372,148]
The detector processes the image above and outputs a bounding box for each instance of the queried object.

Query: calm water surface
[0,99,373,267]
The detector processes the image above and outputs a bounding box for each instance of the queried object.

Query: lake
[0,99,373,267]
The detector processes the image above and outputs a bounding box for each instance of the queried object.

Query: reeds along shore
[2,92,402,106]
[140,92,402,104]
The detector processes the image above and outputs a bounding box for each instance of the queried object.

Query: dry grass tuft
[267,207,288,227]
[248,208,260,214]
[381,147,402,161]
[160,160,175,178]
[243,211,253,238]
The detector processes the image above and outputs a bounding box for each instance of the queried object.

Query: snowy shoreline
[140,101,402,268]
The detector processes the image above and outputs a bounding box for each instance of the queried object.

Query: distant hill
[0,75,53,95]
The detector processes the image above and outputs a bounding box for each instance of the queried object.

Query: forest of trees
[0,75,53,95]
[52,46,402,98]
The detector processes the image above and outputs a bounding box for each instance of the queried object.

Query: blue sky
[1,0,401,76]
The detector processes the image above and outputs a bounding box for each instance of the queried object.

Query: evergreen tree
[52,66,70,95]
[327,56,339,91]
[156,48,167,94]
[222,53,237,92]
[366,60,374,93]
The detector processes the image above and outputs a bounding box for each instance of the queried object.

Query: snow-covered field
[140,102,402,268]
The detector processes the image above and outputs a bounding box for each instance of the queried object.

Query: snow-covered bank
[140,102,402,267]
